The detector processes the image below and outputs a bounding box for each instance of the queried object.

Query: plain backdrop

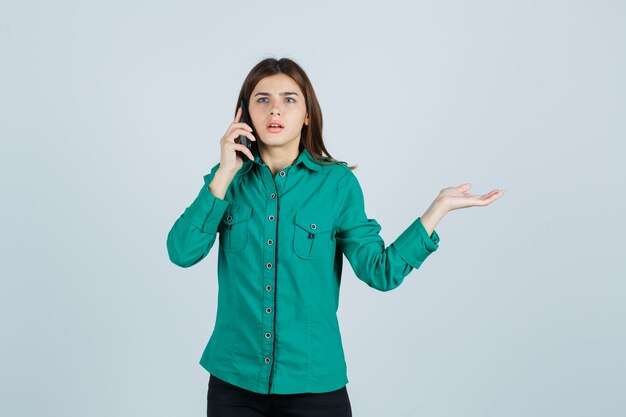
[1,1,624,416]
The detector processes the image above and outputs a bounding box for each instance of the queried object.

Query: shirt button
[270,193,276,199]
[310,223,317,230]
[267,239,273,245]
[266,307,272,314]
[279,171,286,177]
[266,285,272,291]
[265,357,271,364]
[266,263,272,269]
[226,215,233,221]
[268,215,275,221]
[265,332,272,339]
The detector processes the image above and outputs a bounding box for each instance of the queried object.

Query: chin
[261,134,299,147]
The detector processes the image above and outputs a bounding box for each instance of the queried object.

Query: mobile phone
[236,98,255,160]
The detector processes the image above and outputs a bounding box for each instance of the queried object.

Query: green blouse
[166,146,440,395]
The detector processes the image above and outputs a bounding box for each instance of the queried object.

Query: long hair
[235,57,357,171]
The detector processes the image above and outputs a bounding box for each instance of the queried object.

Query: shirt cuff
[182,181,230,234]
[391,217,440,269]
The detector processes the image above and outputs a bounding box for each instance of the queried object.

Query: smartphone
[235,98,255,160]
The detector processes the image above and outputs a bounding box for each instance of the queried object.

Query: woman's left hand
[437,183,505,212]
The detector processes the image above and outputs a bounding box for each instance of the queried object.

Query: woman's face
[248,73,308,150]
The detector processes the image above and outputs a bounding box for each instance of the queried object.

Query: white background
[1,1,624,416]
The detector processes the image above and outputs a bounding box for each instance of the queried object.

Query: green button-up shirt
[166,146,440,395]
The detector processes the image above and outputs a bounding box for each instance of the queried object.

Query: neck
[259,143,300,176]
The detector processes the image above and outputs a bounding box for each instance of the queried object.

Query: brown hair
[235,57,357,171]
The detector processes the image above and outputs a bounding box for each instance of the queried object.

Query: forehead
[252,73,303,95]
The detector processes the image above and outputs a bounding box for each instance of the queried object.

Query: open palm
[439,183,505,212]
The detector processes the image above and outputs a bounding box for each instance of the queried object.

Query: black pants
[207,374,352,417]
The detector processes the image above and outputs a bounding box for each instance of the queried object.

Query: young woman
[166,57,504,417]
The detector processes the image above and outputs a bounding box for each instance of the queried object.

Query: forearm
[420,198,448,237]
[167,217,217,267]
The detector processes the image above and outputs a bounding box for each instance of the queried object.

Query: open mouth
[267,121,284,133]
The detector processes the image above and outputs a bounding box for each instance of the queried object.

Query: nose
[270,105,281,116]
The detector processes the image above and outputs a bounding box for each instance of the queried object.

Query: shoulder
[333,163,361,188]
[313,162,363,201]
[315,159,358,182]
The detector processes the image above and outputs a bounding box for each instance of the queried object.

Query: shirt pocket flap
[223,205,253,226]
[294,211,333,235]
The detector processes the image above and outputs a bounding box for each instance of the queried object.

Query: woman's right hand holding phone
[218,106,256,172]
[209,107,256,200]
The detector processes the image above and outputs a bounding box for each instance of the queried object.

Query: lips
[267,120,284,133]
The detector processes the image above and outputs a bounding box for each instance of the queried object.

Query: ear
[304,114,309,126]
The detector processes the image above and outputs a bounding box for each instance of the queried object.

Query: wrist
[419,198,447,238]
[215,166,237,178]
[209,168,236,200]
[423,197,448,218]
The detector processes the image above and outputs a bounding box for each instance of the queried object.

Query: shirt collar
[293,147,323,171]
[239,146,323,176]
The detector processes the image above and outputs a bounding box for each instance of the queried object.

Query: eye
[286,97,296,103]
[257,97,269,103]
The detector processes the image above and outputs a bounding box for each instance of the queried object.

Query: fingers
[226,127,256,144]
[238,129,256,143]
[228,109,254,137]
[234,122,254,133]
[233,144,254,161]
[484,189,504,198]
[478,190,504,205]
[467,188,504,199]
[232,107,255,131]
[444,187,505,210]
[225,138,254,160]
[456,183,471,192]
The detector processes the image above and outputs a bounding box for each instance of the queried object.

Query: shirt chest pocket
[220,205,253,252]
[293,211,334,260]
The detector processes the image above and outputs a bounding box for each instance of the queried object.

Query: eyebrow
[253,92,300,97]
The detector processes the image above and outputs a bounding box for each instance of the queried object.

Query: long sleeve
[166,163,230,268]
[334,171,440,291]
